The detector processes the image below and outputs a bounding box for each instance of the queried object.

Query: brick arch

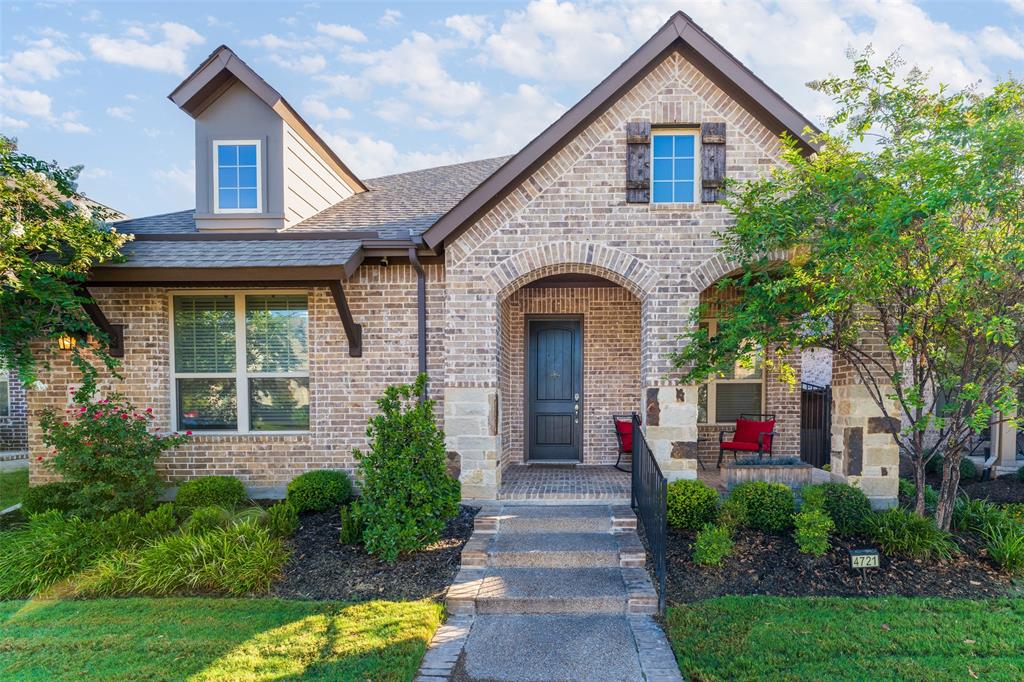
[487,241,660,302]
[687,249,791,294]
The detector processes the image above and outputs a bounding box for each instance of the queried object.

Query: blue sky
[2,0,1022,218]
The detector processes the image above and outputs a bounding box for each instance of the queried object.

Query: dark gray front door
[527,319,583,461]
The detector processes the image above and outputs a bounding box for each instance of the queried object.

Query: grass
[0,597,442,681]
[0,468,28,509]
[667,596,1024,681]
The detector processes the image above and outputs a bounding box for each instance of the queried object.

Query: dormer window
[214,140,261,213]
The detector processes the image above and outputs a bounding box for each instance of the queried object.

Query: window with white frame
[171,293,309,432]
[213,141,261,213]
[651,129,699,204]
[0,371,9,417]
[696,320,765,424]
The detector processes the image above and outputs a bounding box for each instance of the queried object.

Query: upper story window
[651,130,698,204]
[214,140,261,213]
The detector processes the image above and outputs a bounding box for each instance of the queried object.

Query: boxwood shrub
[793,508,834,556]
[692,524,732,567]
[727,481,795,533]
[285,470,352,513]
[666,479,719,530]
[21,481,77,515]
[175,476,247,514]
[800,482,872,536]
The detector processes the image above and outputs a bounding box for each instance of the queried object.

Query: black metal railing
[630,412,667,614]
[800,382,832,468]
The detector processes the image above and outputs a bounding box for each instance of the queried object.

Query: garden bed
[273,504,478,601]
[960,473,1024,505]
[663,525,1016,604]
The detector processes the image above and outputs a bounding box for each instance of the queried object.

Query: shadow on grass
[0,597,442,682]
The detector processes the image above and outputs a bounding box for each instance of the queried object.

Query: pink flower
[185,430,193,436]
[79,407,87,413]
[146,407,153,413]
[62,421,69,426]
[120,413,129,419]
[36,456,43,462]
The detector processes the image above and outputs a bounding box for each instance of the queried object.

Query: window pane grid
[216,143,258,210]
[696,319,765,424]
[652,133,696,203]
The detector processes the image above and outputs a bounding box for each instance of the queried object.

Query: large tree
[0,136,129,396]
[671,55,1024,530]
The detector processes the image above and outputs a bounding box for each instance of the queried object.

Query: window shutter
[625,121,651,203]
[700,122,726,203]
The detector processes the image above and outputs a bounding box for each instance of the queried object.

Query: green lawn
[0,468,28,510]
[667,596,1024,681]
[0,597,442,681]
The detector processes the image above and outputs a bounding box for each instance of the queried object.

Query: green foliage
[40,393,189,517]
[266,501,298,539]
[355,374,460,562]
[339,503,363,545]
[692,524,733,567]
[799,482,872,536]
[20,481,77,514]
[666,479,720,530]
[285,469,352,513]
[80,519,287,597]
[899,478,939,513]
[1017,466,1024,483]
[982,521,1024,575]
[959,458,978,481]
[183,506,234,534]
[952,496,1008,533]
[866,509,958,561]
[0,137,130,391]
[717,496,748,531]
[669,57,1024,531]
[793,509,834,557]
[728,482,796,532]
[175,476,248,514]
[1003,503,1024,525]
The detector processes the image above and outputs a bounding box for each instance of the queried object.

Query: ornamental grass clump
[355,374,459,562]
[866,509,957,561]
[666,480,720,530]
[40,392,189,518]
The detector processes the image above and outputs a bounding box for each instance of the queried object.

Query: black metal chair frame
[613,414,634,472]
[717,412,776,469]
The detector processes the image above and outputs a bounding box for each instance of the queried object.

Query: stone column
[994,412,1019,475]
[643,385,700,482]
[445,387,500,500]
[830,354,899,509]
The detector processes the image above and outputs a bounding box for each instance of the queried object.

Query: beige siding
[282,123,356,227]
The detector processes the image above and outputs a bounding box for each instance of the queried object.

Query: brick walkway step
[451,566,627,615]
[484,531,621,568]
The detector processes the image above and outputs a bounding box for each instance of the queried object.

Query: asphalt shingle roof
[108,239,361,269]
[114,210,197,235]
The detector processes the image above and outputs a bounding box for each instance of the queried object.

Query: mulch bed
[273,505,478,602]
[663,526,1018,605]
[959,474,1024,505]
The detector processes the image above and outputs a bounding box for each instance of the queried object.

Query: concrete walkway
[417,504,682,682]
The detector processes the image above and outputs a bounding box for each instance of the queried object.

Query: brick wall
[28,264,444,489]
[0,373,28,450]
[499,285,641,467]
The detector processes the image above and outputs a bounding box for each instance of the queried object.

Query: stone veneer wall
[498,285,641,468]
[0,374,28,450]
[28,264,445,490]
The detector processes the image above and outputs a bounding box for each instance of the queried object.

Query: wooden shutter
[701,122,726,203]
[625,121,651,203]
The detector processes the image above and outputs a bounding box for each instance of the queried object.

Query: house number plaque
[849,549,879,569]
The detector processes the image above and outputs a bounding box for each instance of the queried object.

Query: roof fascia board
[88,264,351,284]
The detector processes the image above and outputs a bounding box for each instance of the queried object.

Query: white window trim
[650,128,700,205]
[698,319,766,426]
[168,289,310,435]
[0,370,9,418]
[212,140,263,214]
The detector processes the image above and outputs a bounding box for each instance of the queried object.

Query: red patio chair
[717,413,776,468]
[613,414,635,472]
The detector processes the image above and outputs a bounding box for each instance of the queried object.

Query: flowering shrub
[40,392,189,518]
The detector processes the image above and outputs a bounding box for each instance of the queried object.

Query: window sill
[183,430,311,437]
[648,202,703,211]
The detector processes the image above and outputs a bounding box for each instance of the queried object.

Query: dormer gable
[169,45,366,231]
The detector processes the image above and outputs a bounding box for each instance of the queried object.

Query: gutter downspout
[408,242,428,397]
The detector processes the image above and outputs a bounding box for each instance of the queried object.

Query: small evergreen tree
[355,374,460,562]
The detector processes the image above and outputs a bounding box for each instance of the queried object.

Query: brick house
[0,371,28,452]
[27,12,901,506]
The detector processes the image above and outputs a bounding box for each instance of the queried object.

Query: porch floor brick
[498,464,630,503]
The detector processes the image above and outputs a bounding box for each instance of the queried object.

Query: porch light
[57,335,77,351]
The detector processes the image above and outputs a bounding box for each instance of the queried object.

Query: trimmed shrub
[793,509,834,556]
[356,374,460,562]
[339,503,363,545]
[40,393,189,517]
[692,524,732,567]
[21,481,77,514]
[959,458,978,481]
[666,480,719,530]
[866,509,957,561]
[266,501,299,538]
[728,482,795,533]
[286,470,352,513]
[183,506,233,534]
[175,476,248,514]
[983,521,1024,575]
[800,482,872,536]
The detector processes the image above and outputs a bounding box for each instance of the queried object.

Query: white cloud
[314,73,369,99]
[81,9,102,23]
[244,33,296,51]
[978,26,1024,60]
[445,14,493,44]
[319,129,466,178]
[153,161,195,196]
[315,23,367,43]
[106,105,134,121]
[301,96,352,120]
[378,9,402,27]
[269,53,326,74]
[0,85,53,118]
[61,120,90,134]
[80,167,111,180]
[1,38,83,82]
[89,22,204,75]
[1004,0,1024,13]
[0,115,28,129]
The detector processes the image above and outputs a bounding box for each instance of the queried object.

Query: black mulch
[663,526,1019,605]
[960,474,1024,505]
[272,505,478,602]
